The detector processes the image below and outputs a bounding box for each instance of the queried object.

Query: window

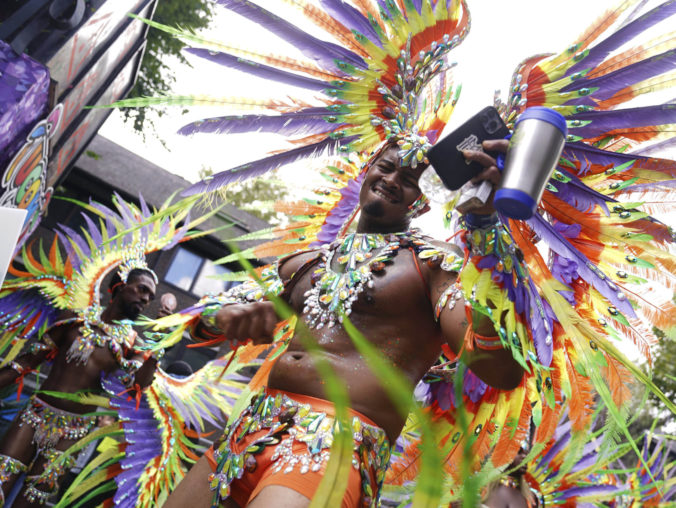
[164,246,236,296]
[164,248,203,291]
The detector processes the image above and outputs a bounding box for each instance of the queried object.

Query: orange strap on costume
[10,362,36,400]
[118,383,143,410]
[464,327,504,351]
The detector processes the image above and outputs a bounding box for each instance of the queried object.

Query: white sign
[0,207,27,287]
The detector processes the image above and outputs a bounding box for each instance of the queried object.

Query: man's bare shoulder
[414,233,463,280]
[277,248,322,281]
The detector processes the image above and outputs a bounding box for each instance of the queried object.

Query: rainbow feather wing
[386,4,676,496]
[57,356,250,508]
[133,358,249,507]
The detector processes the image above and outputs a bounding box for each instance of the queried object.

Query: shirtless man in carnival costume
[149,0,676,506]
[0,196,197,506]
[0,267,161,507]
[167,139,522,508]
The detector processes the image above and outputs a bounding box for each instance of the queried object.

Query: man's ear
[108,281,126,298]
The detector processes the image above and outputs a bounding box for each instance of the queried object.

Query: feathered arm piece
[53,355,251,508]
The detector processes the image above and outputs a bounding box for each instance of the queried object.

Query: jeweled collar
[303,230,421,328]
[64,304,137,366]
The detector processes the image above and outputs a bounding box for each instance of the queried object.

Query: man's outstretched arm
[192,301,278,345]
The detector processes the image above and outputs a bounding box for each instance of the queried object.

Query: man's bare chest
[286,249,428,319]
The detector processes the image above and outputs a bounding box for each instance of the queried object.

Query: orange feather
[564,348,595,431]
[602,356,634,408]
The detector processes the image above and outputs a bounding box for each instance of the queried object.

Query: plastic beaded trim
[209,390,390,507]
[19,397,97,449]
[0,454,27,483]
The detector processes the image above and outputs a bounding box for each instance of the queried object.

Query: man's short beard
[362,201,385,217]
[121,302,141,320]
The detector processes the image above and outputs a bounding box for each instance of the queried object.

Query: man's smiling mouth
[372,185,398,203]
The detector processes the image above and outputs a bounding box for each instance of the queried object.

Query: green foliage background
[123,0,213,135]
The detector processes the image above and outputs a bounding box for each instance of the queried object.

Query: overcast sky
[103,0,658,175]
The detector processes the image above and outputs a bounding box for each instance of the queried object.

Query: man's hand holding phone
[461,138,509,215]
[426,105,510,215]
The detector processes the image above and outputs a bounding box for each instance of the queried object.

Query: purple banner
[0,40,49,170]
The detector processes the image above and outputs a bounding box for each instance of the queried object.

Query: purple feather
[564,0,676,78]
[163,210,192,250]
[567,104,676,139]
[102,371,161,507]
[181,136,357,196]
[158,218,171,240]
[185,48,333,91]
[216,0,366,73]
[178,108,340,137]
[81,212,103,248]
[55,231,78,270]
[57,224,91,260]
[562,142,643,170]
[528,213,636,317]
[557,484,621,499]
[314,172,362,244]
[551,173,612,215]
[90,201,121,225]
[571,435,605,472]
[568,49,676,101]
[319,0,382,46]
[138,193,151,219]
[526,277,553,367]
[535,429,571,474]
[463,369,488,403]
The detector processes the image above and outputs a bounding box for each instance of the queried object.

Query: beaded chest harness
[302,230,463,329]
[60,305,140,375]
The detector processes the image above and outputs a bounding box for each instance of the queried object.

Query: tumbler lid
[494,188,536,220]
[516,106,567,137]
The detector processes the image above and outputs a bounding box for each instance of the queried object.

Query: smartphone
[427,106,510,190]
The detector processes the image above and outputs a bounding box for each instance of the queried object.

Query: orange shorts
[205,388,390,508]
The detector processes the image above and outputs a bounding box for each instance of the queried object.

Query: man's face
[358,144,426,230]
[116,274,156,320]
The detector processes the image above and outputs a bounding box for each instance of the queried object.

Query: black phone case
[427,106,510,190]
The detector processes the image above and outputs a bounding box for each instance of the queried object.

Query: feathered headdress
[112,0,469,248]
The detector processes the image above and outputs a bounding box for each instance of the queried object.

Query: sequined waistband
[20,397,97,449]
[30,396,95,419]
[263,387,381,428]
[210,389,392,506]
[248,389,389,449]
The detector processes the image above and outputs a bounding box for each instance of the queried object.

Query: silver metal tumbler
[495,107,567,220]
